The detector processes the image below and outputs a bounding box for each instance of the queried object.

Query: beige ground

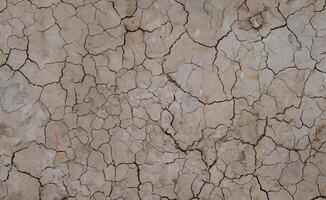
[0,0,326,199]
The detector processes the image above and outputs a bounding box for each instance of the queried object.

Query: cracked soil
[1,0,326,199]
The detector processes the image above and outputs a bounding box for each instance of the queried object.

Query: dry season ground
[0,0,326,199]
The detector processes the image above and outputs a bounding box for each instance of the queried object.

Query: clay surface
[1,0,326,199]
